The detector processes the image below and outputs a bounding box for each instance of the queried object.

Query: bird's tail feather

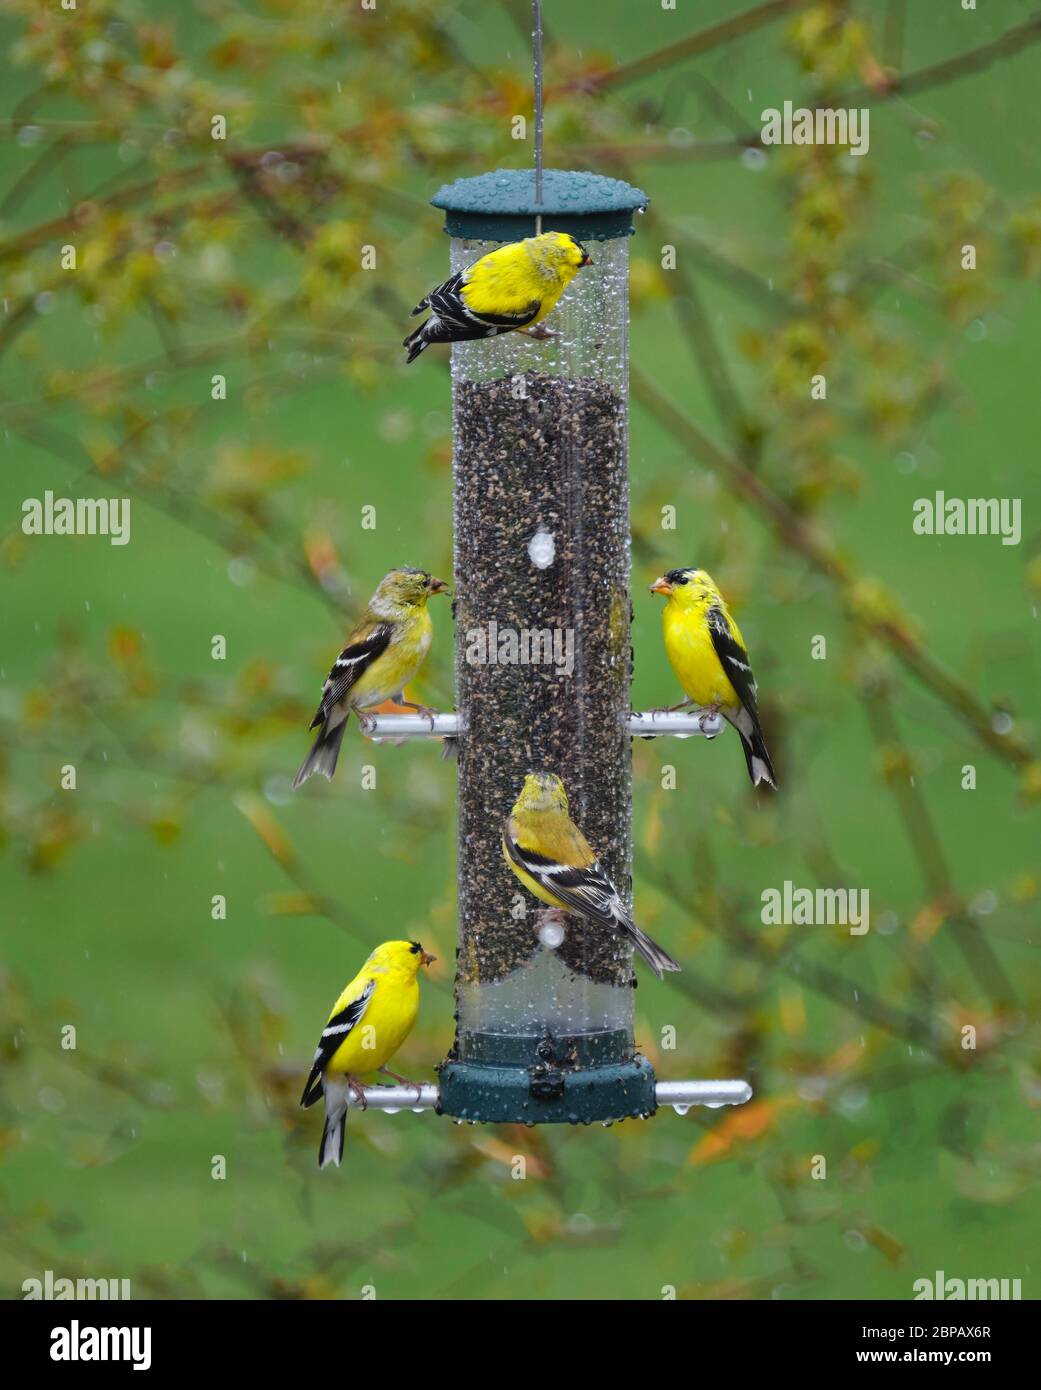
[318,1079,350,1170]
[626,921,681,979]
[403,320,437,363]
[729,709,777,789]
[403,315,471,363]
[403,333,428,363]
[293,717,348,789]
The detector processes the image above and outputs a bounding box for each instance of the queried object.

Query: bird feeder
[437,168,649,1123]
[355,167,748,1125]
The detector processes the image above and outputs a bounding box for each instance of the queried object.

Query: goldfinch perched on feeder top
[300,939,435,1169]
[293,567,449,789]
[503,771,681,979]
[403,231,592,363]
[650,568,777,789]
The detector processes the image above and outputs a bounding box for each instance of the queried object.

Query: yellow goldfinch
[650,567,777,789]
[503,771,681,979]
[300,939,435,1169]
[293,567,449,788]
[403,231,592,363]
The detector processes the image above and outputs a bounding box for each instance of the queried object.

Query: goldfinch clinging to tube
[300,939,435,1169]
[650,568,777,789]
[293,567,449,789]
[403,231,592,363]
[503,771,681,979]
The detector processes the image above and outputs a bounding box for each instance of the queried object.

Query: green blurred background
[2,0,1040,1300]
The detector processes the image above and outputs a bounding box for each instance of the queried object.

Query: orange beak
[649,576,673,596]
[420,951,437,967]
[428,577,451,596]
[580,253,593,267]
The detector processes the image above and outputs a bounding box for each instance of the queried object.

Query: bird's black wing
[309,624,393,729]
[503,827,630,934]
[299,978,376,1108]
[707,605,761,722]
[416,270,540,332]
[504,827,680,976]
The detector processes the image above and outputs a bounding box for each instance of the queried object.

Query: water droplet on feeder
[537,919,565,949]
[672,1103,690,1116]
[527,526,555,569]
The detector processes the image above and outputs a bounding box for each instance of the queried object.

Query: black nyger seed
[453,371,632,988]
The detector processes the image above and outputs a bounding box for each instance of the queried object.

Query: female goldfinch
[650,567,777,789]
[403,230,592,363]
[503,771,681,979]
[300,939,435,1169]
[293,567,449,788]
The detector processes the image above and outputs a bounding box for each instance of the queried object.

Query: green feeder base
[437,1029,657,1125]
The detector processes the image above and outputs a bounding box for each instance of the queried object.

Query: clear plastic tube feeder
[433,168,657,1124]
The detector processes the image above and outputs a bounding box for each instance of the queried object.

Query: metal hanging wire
[533,0,544,234]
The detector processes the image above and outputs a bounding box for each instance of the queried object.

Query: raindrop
[968,890,998,918]
[263,774,294,806]
[227,556,257,587]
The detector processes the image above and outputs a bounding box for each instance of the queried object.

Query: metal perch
[348,1079,753,1113]
[363,710,726,742]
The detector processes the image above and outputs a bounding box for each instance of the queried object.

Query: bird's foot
[357,710,378,736]
[379,1066,423,1104]
[698,704,721,733]
[518,324,556,341]
[347,1077,368,1111]
[649,700,693,716]
[396,699,439,730]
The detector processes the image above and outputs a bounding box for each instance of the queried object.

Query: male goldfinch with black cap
[404,231,592,363]
[650,567,777,788]
[300,939,435,1169]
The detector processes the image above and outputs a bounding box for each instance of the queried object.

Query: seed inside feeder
[454,371,631,997]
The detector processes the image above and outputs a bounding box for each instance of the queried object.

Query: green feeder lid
[432,167,648,242]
